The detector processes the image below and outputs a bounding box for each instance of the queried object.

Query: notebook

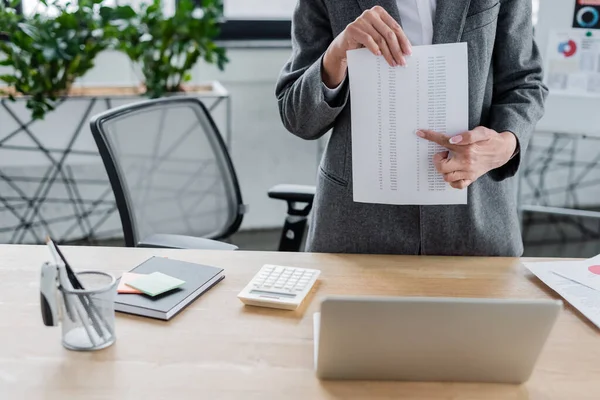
[114,257,224,320]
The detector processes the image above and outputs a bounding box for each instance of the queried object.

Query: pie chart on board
[558,40,578,58]
[588,265,600,275]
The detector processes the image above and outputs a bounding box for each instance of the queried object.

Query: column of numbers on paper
[377,57,384,191]
[416,58,421,192]
[388,63,398,192]
[426,56,448,192]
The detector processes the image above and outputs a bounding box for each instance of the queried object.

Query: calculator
[237,264,321,310]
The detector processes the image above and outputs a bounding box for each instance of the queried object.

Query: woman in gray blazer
[276,0,548,256]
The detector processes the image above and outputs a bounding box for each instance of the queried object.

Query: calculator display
[250,290,297,298]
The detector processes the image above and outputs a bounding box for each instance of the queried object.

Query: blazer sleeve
[275,0,350,141]
[486,0,549,182]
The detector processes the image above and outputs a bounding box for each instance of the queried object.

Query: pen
[56,265,97,346]
[55,241,113,337]
[48,237,83,289]
[73,296,98,348]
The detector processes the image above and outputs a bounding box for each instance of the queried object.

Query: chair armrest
[269,184,315,252]
[138,234,238,251]
[268,184,316,204]
[268,184,316,218]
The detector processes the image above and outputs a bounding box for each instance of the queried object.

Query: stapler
[40,262,60,326]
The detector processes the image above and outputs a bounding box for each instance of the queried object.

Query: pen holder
[59,271,117,351]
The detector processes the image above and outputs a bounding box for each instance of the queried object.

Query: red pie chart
[588,265,600,275]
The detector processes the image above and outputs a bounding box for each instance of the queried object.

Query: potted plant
[105,0,228,98]
[0,0,114,119]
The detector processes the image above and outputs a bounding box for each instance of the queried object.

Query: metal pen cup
[59,271,117,351]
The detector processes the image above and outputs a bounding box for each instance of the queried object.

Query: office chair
[90,97,314,251]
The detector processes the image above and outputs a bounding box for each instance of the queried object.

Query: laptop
[313,296,562,383]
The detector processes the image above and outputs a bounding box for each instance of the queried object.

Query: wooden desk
[0,245,598,400]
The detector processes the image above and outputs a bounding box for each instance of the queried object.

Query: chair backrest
[90,97,243,247]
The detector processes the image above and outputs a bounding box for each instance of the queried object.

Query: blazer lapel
[355,0,402,25]
[432,0,472,44]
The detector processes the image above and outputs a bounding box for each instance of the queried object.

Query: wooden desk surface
[0,245,598,400]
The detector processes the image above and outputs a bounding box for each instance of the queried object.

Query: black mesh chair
[90,97,314,251]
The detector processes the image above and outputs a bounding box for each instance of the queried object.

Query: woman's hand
[322,6,412,88]
[416,127,518,189]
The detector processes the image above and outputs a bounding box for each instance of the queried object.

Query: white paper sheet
[523,261,600,329]
[347,43,469,205]
[544,30,600,98]
[551,254,600,292]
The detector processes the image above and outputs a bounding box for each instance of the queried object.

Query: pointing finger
[416,130,456,150]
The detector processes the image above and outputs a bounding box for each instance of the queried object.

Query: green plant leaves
[17,22,41,41]
[0,0,114,119]
[112,0,228,96]
[0,0,228,120]
[0,74,17,84]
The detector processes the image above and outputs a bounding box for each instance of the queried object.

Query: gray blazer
[276,0,548,256]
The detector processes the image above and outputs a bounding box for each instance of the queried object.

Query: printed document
[347,43,468,205]
[524,260,600,329]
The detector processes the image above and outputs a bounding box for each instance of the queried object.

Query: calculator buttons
[239,265,321,310]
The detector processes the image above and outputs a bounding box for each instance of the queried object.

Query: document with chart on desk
[347,43,468,205]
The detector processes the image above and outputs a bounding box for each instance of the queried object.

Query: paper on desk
[551,254,600,292]
[523,261,600,329]
[347,43,469,205]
